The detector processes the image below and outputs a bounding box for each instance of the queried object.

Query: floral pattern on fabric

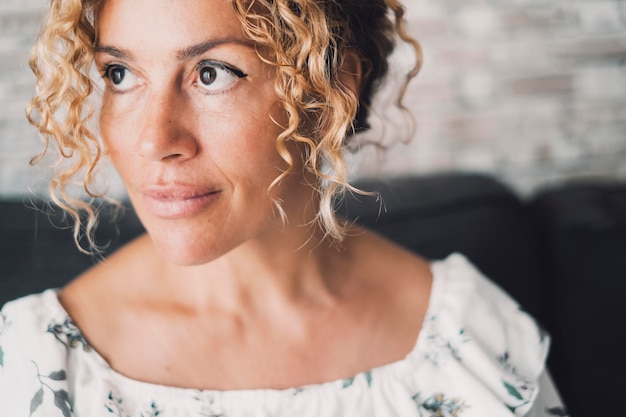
[105,391,162,417]
[341,370,373,389]
[48,318,91,351]
[194,392,226,417]
[412,392,468,417]
[498,351,537,413]
[29,361,73,417]
[422,315,470,366]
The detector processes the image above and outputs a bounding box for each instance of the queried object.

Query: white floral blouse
[0,254,568,417]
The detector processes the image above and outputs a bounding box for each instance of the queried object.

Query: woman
[0,0,566,416]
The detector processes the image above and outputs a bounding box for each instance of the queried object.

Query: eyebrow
[94,44,129,59]
[93,38,256,61]
[176,38,256,60]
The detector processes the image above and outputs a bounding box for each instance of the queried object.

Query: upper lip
[141,184,220,200]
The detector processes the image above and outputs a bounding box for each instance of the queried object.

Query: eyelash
[101,64,117,79]
[195,59,247,79]
[100,63,134,94]
[193,59,248,96]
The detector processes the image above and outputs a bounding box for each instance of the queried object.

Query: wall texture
[1,0,626,199]
[353,0,626,195]
[0,2,47,198]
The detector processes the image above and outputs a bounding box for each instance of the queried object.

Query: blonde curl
[232,0,422,241]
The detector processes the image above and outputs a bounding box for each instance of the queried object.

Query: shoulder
[348,228,433,292]
[0,290,67,347]
[428,253,548,361]
[346,229,433,341]
[414,253,555,415]
[0,291,75,410]
[429,254,547,348]
[0,289,79,364]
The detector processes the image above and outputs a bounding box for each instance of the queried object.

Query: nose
[137,89,199,162]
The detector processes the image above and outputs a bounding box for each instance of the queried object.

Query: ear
[338,49,362,97]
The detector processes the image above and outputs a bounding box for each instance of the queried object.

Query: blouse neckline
[38,255,453,398]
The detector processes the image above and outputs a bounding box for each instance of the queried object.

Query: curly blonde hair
[27,0,421,251]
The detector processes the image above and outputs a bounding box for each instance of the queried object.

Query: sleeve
[429,254,568,417]
[526,371,569,417]
[0,295,71,416]
[0,301,43,415]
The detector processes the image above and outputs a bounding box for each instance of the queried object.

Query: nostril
[137,93,199,162]
[164,153,184,161]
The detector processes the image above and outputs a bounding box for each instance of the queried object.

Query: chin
[147,230,229,267]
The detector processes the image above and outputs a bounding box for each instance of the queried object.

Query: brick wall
[353,0,626,195]
[0,3,47,198]
[1,0,625,199]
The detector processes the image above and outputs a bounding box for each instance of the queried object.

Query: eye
[194,60,247,93]
[102,64,139,93]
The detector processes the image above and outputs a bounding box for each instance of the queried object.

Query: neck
[145,218,360,317]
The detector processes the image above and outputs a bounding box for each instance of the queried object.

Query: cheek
[207,100,287,172]
[99,109,141,188]
[100,112,120,162]
[100,113,115,155]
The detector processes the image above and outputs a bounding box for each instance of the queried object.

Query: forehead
[96,0,247,53]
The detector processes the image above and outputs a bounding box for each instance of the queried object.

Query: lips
[141,185,221,219]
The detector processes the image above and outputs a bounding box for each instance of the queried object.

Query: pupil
[111,68,125,85]
[200,67,217,85]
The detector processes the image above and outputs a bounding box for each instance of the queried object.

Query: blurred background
[354,0,626,195]
[2,0,626,198]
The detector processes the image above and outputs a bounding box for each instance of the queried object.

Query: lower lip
[142,191,221,219]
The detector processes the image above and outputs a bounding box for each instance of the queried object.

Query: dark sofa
[2,173,625,417]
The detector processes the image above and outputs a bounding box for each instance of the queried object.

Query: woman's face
[97,0,308,265]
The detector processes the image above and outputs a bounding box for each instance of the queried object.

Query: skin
[59,0,433,390]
